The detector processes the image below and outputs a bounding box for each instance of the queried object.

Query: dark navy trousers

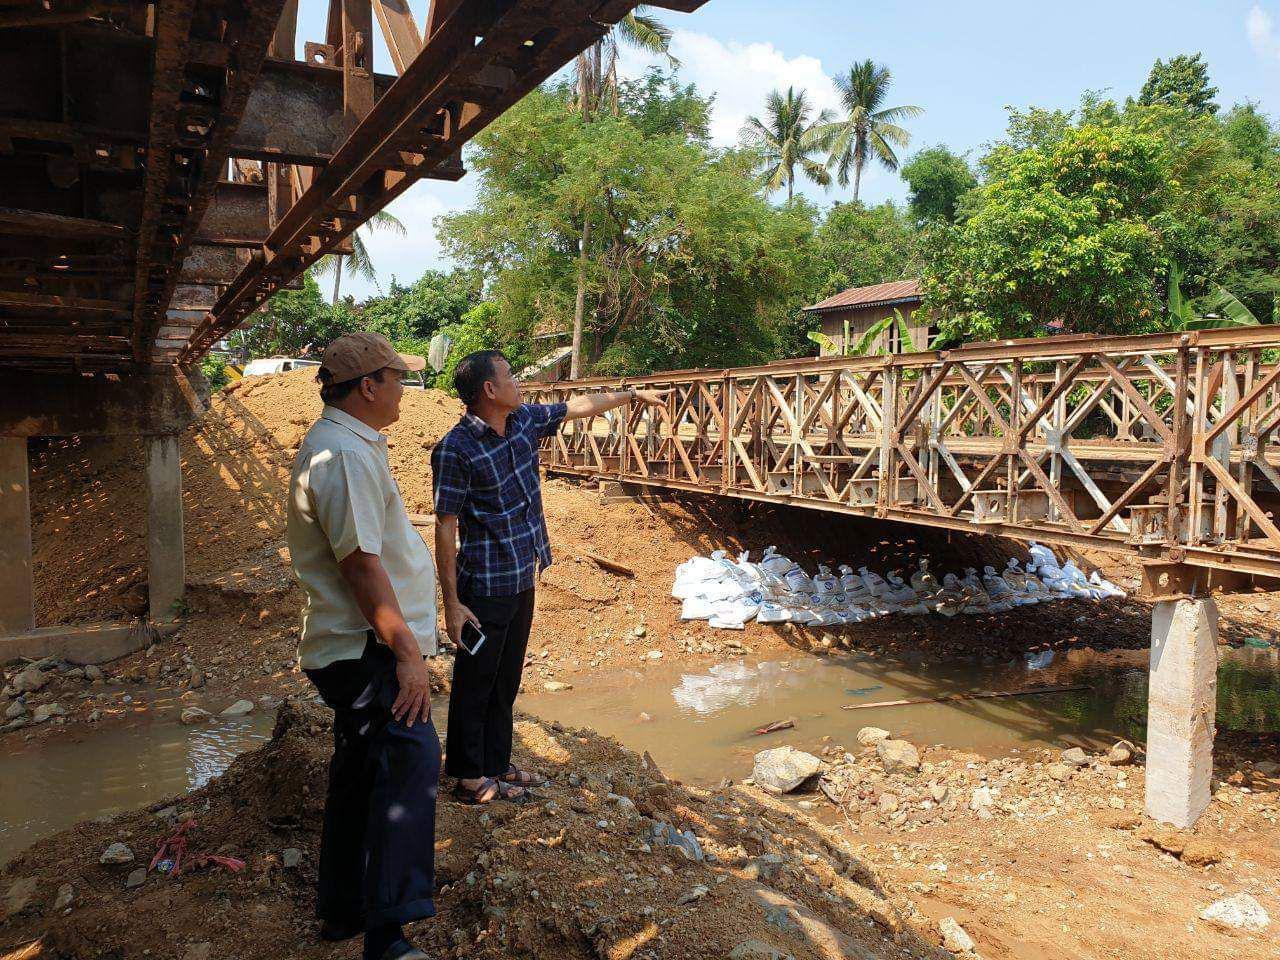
[444,586,536,780]
[304,634,440,928]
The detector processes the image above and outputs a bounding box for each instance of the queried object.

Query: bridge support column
[146,435,185,622]
[0,437,34,635]
[1145,598,1217,827]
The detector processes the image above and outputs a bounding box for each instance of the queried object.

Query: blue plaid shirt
[431,402,568,597]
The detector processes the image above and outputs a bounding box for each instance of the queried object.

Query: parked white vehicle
[242,357,425,387]
[242,357,321,377]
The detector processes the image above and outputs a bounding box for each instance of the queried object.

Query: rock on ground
[1061,746,1089,767]
[99,842,134,865]
[5,877,36,916]
[752,746,823,793]
[856,726,890,746]
[1200,893,1270,932]
[876,739,920,773]
[939,916,976,953]
[12,669,49,693]
[180,707,211,725]
[1104,740,1134,765]
[220,699,255,717]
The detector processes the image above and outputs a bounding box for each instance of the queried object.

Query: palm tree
[313,209,407,303]
[818,59,922,203]
[740,87,834,201]
[569,6,676,380]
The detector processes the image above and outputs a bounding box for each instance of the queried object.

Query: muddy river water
[2,648,1276,866]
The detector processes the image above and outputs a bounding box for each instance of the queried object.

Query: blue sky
[292,1,1280,298]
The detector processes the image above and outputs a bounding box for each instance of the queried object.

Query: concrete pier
[146,435,185,622]
[0,437,33,634]
[1145,598,1218,828]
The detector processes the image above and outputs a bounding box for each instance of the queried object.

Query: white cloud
[1248,4,1280,59]
[625,31,843,148]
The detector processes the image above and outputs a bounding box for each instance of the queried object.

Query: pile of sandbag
[671,541,1125,631]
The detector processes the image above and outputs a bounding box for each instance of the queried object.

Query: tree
[817,60,922,202]
[739,87,833,201]
[360,268,481,344]
[569,7,678,379]
[921,122,1176,341]
[811,200,919,298]
[312,209,407,304]
[900,145,976,222]
[1136,53,1219,116]
[228,272,357,358]
[1222,103,1277,169]
[438,82,815,377]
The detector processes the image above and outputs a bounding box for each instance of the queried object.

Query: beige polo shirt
[287,406,438,669]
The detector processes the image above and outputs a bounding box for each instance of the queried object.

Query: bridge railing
[531,327,1280,577]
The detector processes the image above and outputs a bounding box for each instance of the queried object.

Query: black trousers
[444,586,536,780]
[304,634,440,928]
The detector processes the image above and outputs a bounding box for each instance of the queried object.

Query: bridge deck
[533,326,1280,581]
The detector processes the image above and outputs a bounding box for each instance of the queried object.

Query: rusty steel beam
[185,0,709,359]
[130,0,289,362]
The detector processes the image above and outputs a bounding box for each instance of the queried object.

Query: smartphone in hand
[457,620,486,656]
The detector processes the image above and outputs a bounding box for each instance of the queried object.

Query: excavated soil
[0,700,945,960]
[6,370,1280,960]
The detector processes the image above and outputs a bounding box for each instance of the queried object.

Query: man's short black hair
[317,366,385,405]
[454,349,508,408]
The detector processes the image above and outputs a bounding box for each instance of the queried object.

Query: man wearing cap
[287,332,438,960]
[431,350,668,805]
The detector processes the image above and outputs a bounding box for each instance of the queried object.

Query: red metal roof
[805,279,922,313]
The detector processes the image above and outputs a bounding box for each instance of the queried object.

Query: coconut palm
[818,59,922,203]
[740,87,834,201]
[569,6,677,380]
[577,8,678,119]
[313,209,407,303]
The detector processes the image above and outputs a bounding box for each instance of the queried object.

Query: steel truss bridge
[534,327,1280,594]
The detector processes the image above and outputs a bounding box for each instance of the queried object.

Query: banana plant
[1167,264,1261,330]
[808,307,931,356]
[851,307,920,355]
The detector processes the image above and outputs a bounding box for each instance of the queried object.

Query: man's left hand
[634,388,672,407]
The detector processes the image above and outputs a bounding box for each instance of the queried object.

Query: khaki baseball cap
[320,332,426,382]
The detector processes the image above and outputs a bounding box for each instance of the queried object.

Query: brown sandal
[500,764,547,788]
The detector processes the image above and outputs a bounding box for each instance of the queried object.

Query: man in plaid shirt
[432,350,666,803]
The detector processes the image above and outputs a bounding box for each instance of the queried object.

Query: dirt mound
[30,371,463,624]
[0,701,947,960]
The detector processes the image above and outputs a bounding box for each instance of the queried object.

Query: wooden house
[803,279,930,355]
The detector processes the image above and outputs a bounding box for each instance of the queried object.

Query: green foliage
[433,302,534,392]
[922,75,1280,341]
[200,354,230,391]
[923,121,1176,341]
[360,269,482,343]
[1167,264,1259,329]
[438,80,817,376]
[1135,53,1219,116]
[900,145,976,223]
[1222,103,1277,169]
[810,200,920,300]
[229,273,358,358]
